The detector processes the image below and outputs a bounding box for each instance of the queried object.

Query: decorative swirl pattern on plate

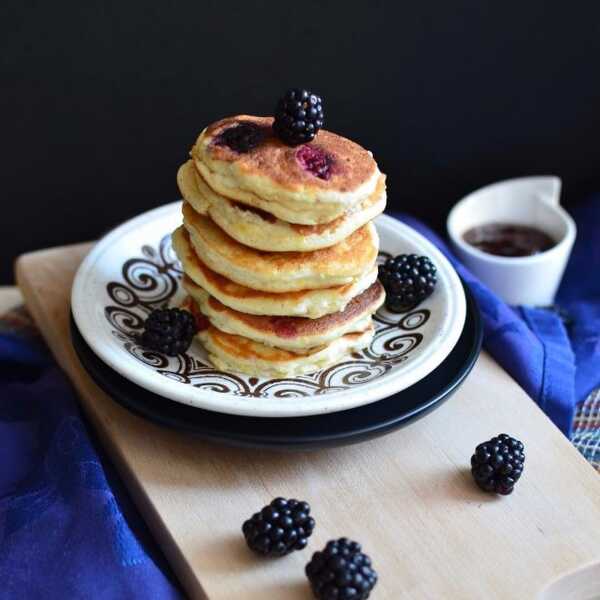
[254,379,331,398]
[104,243,434,399]
[400,310,430,330]
[320,359,392,386]
[105,306,145,335]
[191,372,251,395]
[124,342,170,369]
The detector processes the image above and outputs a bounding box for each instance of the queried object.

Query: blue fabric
[557,199,600,403]
[0,329,182,599]
[394,193,600,436]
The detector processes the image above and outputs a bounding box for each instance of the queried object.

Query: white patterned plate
[71,202,466,418]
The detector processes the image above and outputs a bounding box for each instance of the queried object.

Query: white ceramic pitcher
[447,176,576,306]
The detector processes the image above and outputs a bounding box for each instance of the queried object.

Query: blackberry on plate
[242,497,315,557]
[273,88,324,146]
[217,122,265,153]
[306,538,377,600]
[140,308,197,356]
[378,254,437,312]
[471,434,525,495]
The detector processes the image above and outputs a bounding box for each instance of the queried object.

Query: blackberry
[217,122,265,153]
[378,254,437,312]
[306,538,377,600]
[242,497,315,557]
[273,88,324,146]
[471,434,525,495]
[140,308,197,356]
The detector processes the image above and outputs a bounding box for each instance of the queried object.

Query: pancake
[177,160,387,252]
[172,226,378,318]
[182,203,378,292]
[198,324,374,377]
[185,279,384,353]
[191,115,382,225]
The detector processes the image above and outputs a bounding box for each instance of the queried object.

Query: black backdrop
[2,1,599,282]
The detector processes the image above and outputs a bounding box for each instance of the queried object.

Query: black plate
[70,284,482,449]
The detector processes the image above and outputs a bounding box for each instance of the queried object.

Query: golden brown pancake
[198,324,374,377]
[191,115,382,225]
[185,279,384,353]
[175,113,385,378]
[172,226,378,318]
[177,160,387,252]
[182,203,378,292]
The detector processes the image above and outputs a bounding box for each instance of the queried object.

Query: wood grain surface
[15,243,600,599]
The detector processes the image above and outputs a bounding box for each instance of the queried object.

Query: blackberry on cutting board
[242,497,315,557]
[306,538,378,600]
[273,88,324,146]
[378,254,437,312]
[471,434,525,495]
[140,308,197,356]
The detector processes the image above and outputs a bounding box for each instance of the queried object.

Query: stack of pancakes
[172,115,386,377]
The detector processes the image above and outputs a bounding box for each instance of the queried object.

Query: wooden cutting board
[16,243,600,599]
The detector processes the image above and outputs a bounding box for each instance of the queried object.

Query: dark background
[2,1,599,283]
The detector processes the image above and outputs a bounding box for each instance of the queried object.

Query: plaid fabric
[3,304,600,472]
[572,388,600,471]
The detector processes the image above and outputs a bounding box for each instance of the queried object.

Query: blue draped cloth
[393,196,599,436]
[0,328,182,599]
[1,196,598,598]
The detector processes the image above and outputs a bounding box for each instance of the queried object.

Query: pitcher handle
[536,176,562,207]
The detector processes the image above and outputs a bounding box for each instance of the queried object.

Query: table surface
[13,243,600,600]
[0,286,22,313]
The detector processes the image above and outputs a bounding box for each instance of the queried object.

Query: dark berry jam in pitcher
[463,223,556,257]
